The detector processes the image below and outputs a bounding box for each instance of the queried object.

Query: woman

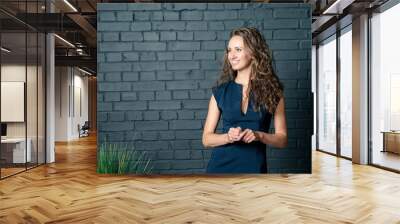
[202,27,288,173]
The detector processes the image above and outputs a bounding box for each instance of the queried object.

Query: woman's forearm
[256,131,288,148]
[202,133,229,148]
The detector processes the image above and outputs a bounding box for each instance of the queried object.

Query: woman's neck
[235,68,251,86]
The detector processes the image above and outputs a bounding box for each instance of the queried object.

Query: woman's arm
[242,97,288,148]
[202,95,229,148]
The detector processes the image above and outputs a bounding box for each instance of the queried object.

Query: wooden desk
[381,131,400,154]
[1,138,31,163]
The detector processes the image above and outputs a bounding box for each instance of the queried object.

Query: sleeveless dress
[206,81,272,173]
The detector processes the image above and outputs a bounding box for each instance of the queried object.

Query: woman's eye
[236,48,241,52]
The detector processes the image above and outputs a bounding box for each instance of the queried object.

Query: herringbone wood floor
[1,135,400,224]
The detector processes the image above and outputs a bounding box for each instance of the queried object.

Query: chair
[79,121,90,138]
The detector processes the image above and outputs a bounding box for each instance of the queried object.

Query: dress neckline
[231,81,250,115]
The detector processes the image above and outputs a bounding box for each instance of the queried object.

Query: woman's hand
[241,129,260,143]
[227,127,244,143]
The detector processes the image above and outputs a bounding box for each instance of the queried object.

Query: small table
[381,131,400,154]
[1,138,31,163]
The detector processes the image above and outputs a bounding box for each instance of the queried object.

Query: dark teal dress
[206,81,272,173]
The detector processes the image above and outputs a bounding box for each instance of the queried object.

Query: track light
[1,47,11,53]
[78,67,93,76]
[54,34,75,48]
[63,0,78,12]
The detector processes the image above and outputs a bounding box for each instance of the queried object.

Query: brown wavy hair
[216,27,283,114]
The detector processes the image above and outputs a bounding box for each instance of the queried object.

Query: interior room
[0,0,399,223]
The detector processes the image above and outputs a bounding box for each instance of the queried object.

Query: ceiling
[0,0,392,75]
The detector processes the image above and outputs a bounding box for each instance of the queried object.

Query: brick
[98,3,127,11]
[157,71,174,80]
[131,22,151,31]
[189,90,206,99]
[99,42,132,52]
[182,100,209,109]
[135,121,168,130]
[121,92,137,101]
[122,72,139,81]
[151,11,163,21]
[207,3,224,10]
[114,101,147,111]
[171,141,191,150]
[128,3,162,11]
[133,62,166,71]
[157,52,174,61]
[300,40,311,49]
[254,8,273,20]
[98,112,107,122]
[120,32,143,41]
[274,50,308,60]
[158,151,174,160]
[181,11,203,20]
[186,22,207,30]
[201,41,225,50]
[98,102,112,111]
[167,61,200,70]
[144,111,160,120]
[273,8,309,19]
[191,150,203,159]
[98,82,131,92]
[169,3,207,10]
[159,131,175,140]
[173,90,189,99]
[104,72,121,82]
[99,122,133,131]
[193,51,215,60]
[224,3,242,9]
[160,32,176,41]
[172,160,203,169]
[170,120,202,130]
[224,21,244,30]
[167,81,197,90]
[152,21,186,30]
[149,101,181,110]
[204,11,237,20]
[156,91,172,100]
[140,71,156,81]
[174,150,190,159]
[300,19,311,28]
[201,60,220,70]
[134,42,166,51]
[126,111,143,121]
[154,161,171,170]
[99,12,115,21]
[194,31,216,40]
[133,12,150,21]
[138,92,154,100]
[175,130,202,139]
[174,70,204,80]
[104,92,120,102]
[143,32,159,41]
[123,52,139,61]
[273,30,309,40]
[177,110,194,119]
[209,21,224,30]
[168,41,200,51]
[141,131,159,140]
[195,111,207,119]
[177,32,194,40]
[268,40,299,50]
[139,52,156,61]
[264,19,298,29]
[160,111,177,120]
[174,52,193,60]
[98,22,130,31]
[106,53,122,62]
[117,11,133,21]
[163,11,179,20]
[99,63,131,72]
[109,112,124,121]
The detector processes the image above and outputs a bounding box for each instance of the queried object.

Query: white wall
[55,66,89,141]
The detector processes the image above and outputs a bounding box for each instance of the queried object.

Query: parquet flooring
[1,134,400,223]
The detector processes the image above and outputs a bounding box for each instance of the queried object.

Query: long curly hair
[216,27,283,114]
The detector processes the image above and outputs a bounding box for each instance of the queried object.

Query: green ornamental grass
[97,142,153,174]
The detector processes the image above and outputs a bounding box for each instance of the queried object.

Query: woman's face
[227,35,252,72]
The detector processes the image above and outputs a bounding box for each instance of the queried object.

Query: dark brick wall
[97,3,312,174]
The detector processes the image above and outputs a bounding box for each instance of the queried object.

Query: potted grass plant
[97,142,153,174]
